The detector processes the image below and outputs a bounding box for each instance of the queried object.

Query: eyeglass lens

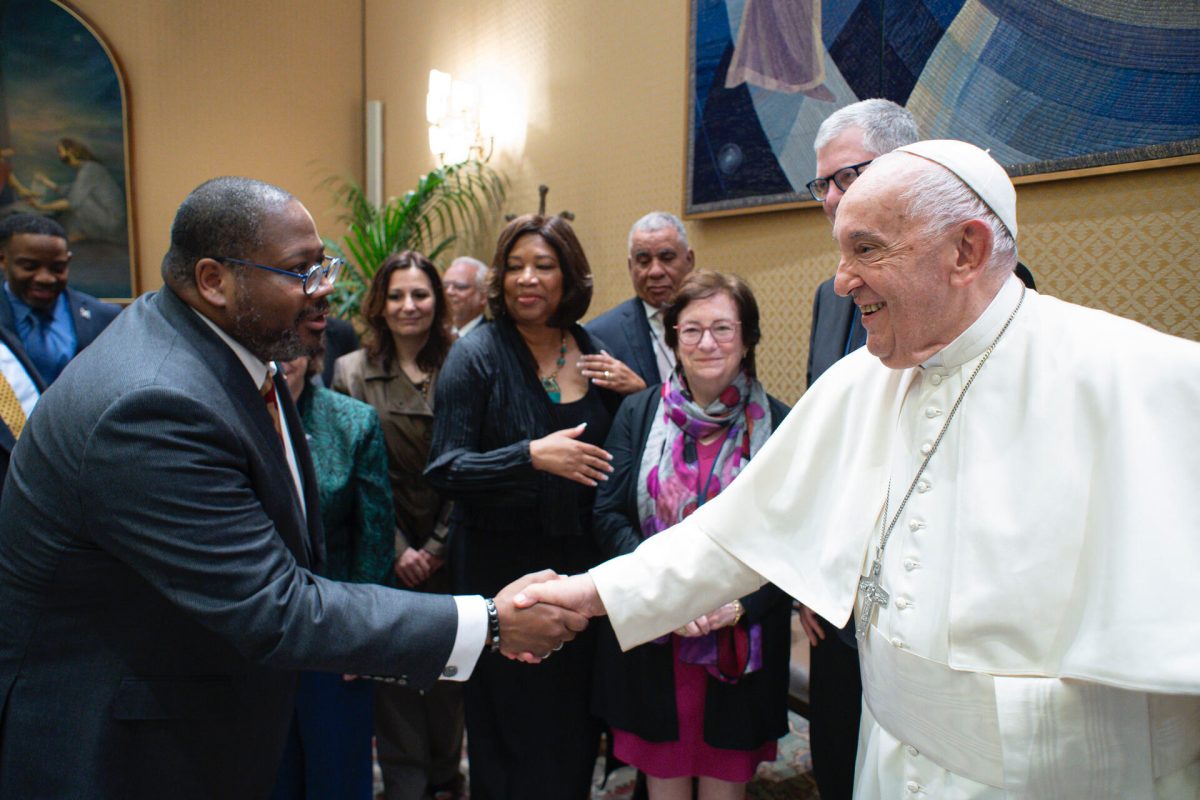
[679,323,738,345]
[302,257,342,295]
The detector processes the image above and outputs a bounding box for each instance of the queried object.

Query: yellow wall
[73,1,1199,403]
[66,0,365,296]
[367,0,1199,403]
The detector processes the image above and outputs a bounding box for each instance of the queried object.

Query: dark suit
[0,286,122,381]
[585,296,660,386]
[0,285,122,353]
[0,326,44,500]
[320,316,359,388]
[0,286,458,799]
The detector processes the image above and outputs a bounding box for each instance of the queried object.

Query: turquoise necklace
[540,331,568,403]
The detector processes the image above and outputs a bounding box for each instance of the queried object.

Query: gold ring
[604,370,612,379]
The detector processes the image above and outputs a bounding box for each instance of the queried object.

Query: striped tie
[0,372,27,439]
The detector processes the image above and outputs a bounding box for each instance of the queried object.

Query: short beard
[228,275,308,363]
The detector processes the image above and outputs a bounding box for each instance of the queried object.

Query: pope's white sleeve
[590,517,765,652]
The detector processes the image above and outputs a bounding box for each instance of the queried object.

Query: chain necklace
[539,331,568,403]
[856,286,1026,641]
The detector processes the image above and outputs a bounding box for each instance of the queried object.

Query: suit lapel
[624,299,659,385]
[67,289,91,349]
[155,288,316,569]
[276,373,323,570]
[0,293,15,338]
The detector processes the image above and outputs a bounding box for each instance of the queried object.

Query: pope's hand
[493,570,590,663]
[512,572,608,622]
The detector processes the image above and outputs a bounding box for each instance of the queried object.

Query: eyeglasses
[220,255,344,295]
[805,160,874,202]
[675,320,741,346]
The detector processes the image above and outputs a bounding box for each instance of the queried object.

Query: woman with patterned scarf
[592,270,793,800]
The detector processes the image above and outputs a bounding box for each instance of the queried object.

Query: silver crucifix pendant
[856,557,890,640]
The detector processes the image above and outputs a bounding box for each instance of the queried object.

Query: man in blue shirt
[0,214,121,383]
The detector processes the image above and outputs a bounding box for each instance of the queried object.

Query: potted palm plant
[323,159,507,320]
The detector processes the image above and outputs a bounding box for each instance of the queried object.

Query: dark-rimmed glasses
[219,255,344,295]
[675,320,741,346]
[805,160,874,202]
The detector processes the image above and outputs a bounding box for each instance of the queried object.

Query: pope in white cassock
[516,140,1200,798]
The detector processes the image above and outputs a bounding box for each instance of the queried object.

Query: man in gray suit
[0,177,584,799]
[583,211,695,394]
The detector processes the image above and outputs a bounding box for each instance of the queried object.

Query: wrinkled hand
[529,423,613,487]
[799,604,825,648]
[577,351,648,396]
[394,547,432,587]
[495,570,591,663]
[675,602,739,637]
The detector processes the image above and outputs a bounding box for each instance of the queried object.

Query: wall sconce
[426,69,492,165]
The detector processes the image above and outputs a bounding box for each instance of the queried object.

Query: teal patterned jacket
[296,383,395,584]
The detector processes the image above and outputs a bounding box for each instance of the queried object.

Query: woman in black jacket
[592,271,791,800]
[425,215,620,799]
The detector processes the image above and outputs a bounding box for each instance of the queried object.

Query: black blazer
[591,385,792,750]
[0,326,44,500]
[0,285,122,361]
[320,315,360,387]
[585,296,660,386]
[0,286,458,799]
[425,316,622,540]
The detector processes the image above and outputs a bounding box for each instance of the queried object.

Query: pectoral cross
[856,556,890,641]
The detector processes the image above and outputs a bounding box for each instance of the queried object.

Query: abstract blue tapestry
[687,0,1200,216]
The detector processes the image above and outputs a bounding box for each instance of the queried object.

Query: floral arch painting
[687,0,1200,216]
[0,0,133,298]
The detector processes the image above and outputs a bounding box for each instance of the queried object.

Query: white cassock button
[892,637,907,649]
[904,558,918,571]
[906,745,920,757]
[906,780,921,793]
[908,519,924,532]
[917,480,931,493]
[919,442,933,455]
[895,598,909,609]
[930,374,942,386]
[925,407,941,418]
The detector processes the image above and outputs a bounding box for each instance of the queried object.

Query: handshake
[491,570,607,663]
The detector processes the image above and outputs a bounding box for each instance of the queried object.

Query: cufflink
[442,665,458,678]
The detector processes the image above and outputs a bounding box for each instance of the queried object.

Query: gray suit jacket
[0,286,457,799]
[585,296,659,386]
[805,278,854,389]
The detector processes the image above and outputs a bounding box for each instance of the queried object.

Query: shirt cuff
[442,595,487,681]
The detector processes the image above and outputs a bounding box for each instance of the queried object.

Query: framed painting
[0,0,135,300]
[685,0,1200,218]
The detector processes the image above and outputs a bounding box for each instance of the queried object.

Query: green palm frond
[322,160,507,319]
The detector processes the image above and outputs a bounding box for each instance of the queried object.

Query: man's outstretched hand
[493,570,591,662]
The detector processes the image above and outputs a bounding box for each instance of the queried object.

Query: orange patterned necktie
[0,372,27,439]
